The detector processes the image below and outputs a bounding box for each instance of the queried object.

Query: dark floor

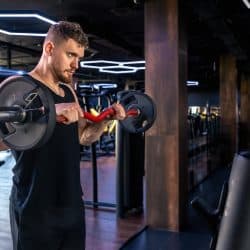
[121,227,211,250]
[120,166,231,250]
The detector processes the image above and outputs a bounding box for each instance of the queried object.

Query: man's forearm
[78,119,110,146]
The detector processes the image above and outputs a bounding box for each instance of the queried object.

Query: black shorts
[16,207,86,250]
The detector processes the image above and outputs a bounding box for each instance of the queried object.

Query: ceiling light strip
[100,68,137,74]
[0,29,47,37]
[80,60,145,74]
[0,13,57,37]
[80,60,199,84]
[242,0,250,8]
[0,13,57,24]
[186,81,199,86]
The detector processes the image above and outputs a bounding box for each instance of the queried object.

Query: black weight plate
[118,91,156,133]
[0,75,56,150]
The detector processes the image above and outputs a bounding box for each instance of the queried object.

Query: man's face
[50,38,85,83]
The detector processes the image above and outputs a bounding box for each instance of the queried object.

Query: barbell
[0,76,156,151]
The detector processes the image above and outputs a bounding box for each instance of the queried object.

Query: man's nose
[71,58,79,69]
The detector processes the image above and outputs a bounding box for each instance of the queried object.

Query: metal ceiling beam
[0,41,41,57]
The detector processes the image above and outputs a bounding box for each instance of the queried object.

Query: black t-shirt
[12,75,83,215]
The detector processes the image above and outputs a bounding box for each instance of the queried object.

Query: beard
[58,72,72,83]
[54,69,73,84]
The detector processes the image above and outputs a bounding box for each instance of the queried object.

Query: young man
[0,21,126,250]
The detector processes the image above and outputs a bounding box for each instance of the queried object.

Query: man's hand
[55,102,83,124]
[111,103,126,120]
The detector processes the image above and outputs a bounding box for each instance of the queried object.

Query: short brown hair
[46,21,89,48]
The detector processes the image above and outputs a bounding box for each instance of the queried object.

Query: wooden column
[219,55,238,164]
[239,73,250,151]
[145,0,188,230]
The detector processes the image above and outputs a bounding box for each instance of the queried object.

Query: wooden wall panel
[219,55,238,164]
[145,0,188,231]
[239,74,250,150]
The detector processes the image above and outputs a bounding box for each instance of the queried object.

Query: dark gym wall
[188,89,219,107]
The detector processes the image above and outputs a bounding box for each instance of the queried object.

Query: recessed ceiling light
[186,81,199,86]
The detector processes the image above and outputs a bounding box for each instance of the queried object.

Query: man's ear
[44,41,54,56]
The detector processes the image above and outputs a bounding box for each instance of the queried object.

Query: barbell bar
[56,106,139,123]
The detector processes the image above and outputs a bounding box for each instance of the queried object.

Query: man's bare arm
[78,118,110,146]
[0,140,9,151]
[78,103,126,145]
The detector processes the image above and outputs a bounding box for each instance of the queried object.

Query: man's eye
[67,53,73,57]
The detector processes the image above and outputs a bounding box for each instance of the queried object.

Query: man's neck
[29,68,64,97]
